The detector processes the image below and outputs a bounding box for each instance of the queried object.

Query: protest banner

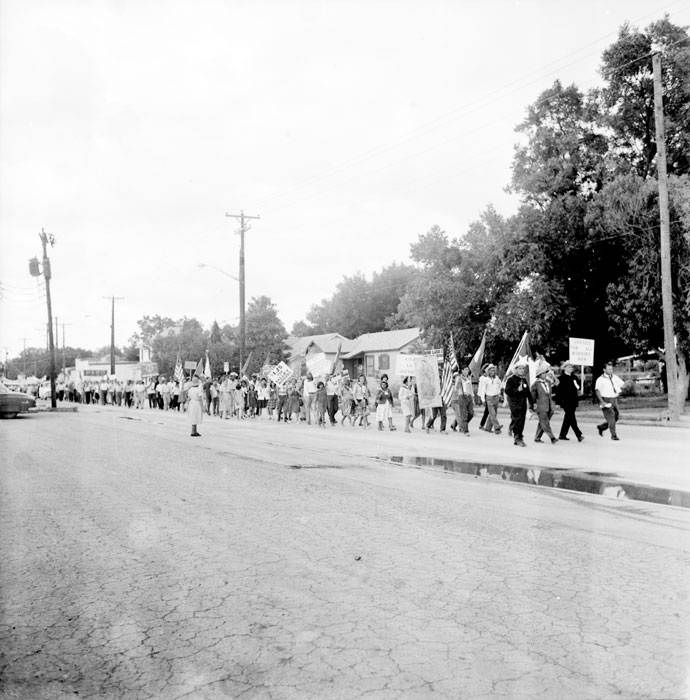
[414,355,442,408]
[568,338,595,366]
[223,361,230,373]
[184,361,197,371]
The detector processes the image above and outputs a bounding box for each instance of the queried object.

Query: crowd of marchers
[50,359,626,444]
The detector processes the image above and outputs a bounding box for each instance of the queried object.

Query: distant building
[71,356,159,382]
[286,327,422,379]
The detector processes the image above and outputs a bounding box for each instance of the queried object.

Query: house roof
[342,327,421,358]
[286,333,353,358]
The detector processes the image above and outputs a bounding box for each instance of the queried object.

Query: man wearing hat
[477,364,503,434]
[531,362,557,444]
[504,361,534,446]
[555,362,583,441]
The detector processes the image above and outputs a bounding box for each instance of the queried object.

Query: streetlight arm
[198,263,239,282]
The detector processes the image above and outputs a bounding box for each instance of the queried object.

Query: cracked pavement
[1,409,689,699]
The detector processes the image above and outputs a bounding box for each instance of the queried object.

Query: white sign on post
[223,361,230,373]
[268,362,293,386]
[395,354,421,376]
[568,338,595,366]
[306,352,332,377]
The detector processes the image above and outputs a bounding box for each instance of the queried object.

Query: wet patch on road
[384,456,690,509]
[288,464,343,470]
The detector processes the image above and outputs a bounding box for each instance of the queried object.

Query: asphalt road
[1,408,689,699]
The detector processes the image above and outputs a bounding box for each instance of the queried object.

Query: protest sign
[395,354,421,376]
[414,355,442,408]
[268,362,293,385]
[568,338,595,366]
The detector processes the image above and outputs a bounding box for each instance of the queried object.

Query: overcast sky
[1,0,688,360]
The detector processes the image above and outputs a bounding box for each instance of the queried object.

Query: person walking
[339,377,355,426]
[532,364,558,444]
[595,362,625,440]
[326,374,340,426]
[398,377,414,432]
[504,361,533,447]
[450,366,474,435]
[314,381,328,427]
[353,374,370,428]
[375,378,396,431]
[302,372,316,424]
[187,375,205,437]
[555,362,583,441]
[276,381,289,422]
[478,364,503,434]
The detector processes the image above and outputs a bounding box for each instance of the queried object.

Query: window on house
[378,354,390,370]
[365,356,375,376]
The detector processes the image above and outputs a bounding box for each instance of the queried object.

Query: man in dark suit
[531,364,557,444]
[554,361,583,441]
[504,362,534,447]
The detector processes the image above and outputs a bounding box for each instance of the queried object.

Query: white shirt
[303,379,316,396]
[595,373,625,399]
[478,375,502,400]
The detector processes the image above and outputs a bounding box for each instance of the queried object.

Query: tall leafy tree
[245,296,288,374]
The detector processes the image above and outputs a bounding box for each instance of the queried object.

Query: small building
[72,356,159,383]
[341,328,422,379]
[285,333,354,376]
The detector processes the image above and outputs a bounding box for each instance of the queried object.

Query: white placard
[306,352,332,377]
[223,361,230,373]
[396,354,422,376]
[268,361,293,385]
[414,355,442,408]
[568,337,595,366]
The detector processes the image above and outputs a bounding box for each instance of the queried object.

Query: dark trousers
[451,396,474,432]
[535,410,555,440]
[426,405,447,431]
[327,395,338,424]
[559,406,582,438]
[479,403,489,428]
[148,394,156,408]
[598,401,620,437]
[276,395,288,421]
[508,400,527,440]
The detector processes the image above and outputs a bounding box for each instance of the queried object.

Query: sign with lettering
[268,361,293,386]
[395,353,422,376]
[223,362,230,373]
[414,355,442,408]
[184,361,197,370]
[568,338,595,366]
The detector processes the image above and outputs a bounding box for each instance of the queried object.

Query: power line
[253,1,689,211]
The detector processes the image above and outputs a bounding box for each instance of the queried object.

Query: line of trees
[290,17,690,412]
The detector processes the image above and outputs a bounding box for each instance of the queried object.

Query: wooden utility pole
[103,296,124,375]
[225,210,260,371]
[652,53,680,420]
[38,229,57,407]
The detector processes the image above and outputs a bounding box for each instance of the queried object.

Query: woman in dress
[339,378,355,426]
[398,376,414,433]
[187,375,205,437]
[354,374,370,428]
[375,379,396,431]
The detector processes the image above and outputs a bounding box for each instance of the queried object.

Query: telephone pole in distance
[103,296,124,375]
[225,210,260,371]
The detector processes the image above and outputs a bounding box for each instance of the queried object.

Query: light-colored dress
[187,385,204,426]
[398,385,413,417]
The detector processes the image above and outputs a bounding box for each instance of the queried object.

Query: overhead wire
[254,0,690,213]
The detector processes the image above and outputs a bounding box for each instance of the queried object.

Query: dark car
[0,382,36,418]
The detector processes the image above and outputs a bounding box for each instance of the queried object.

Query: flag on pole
[504,331,534,384]
[331,341,343,374]
[241,350,253,377]
[195,358,204,377]
[173,354,184,382]
[204,351,211,379]
[441,334,459,406]
[468,330,487,380]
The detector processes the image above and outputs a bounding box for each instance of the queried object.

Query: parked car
[0,381,36,418]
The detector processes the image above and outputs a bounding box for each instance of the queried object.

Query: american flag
[173,354,184,382]
[441,334,459,406]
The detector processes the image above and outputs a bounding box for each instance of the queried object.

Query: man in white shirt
[594,362,625,440]
[477,364,503,434]
[326,374,340,425]
[302,372,316,424]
